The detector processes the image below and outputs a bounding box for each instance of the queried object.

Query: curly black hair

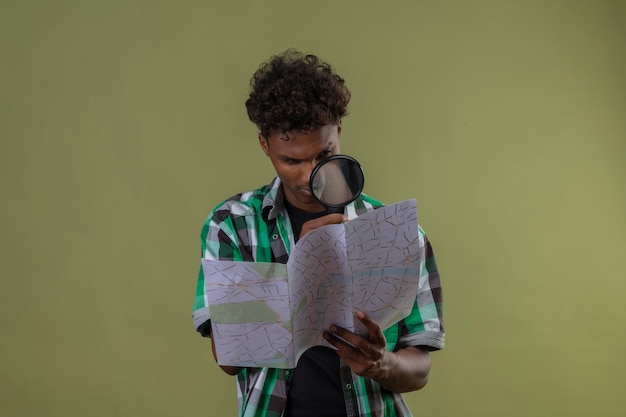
[245,49,351,138]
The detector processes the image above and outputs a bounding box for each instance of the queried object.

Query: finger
[323,330,383,376]
[355,311,386,345]
[323,331,361,360]
[323,331,369,363]
[328,324,369,351]
[327,325,384,364]
[304,213,347,229]
[300,213,347,238]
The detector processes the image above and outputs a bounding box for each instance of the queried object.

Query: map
[202,199,421,369]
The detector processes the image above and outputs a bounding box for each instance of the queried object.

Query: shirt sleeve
[192,209,242,332]
[396,227,445,350]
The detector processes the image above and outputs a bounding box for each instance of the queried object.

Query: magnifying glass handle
[325,206,345,214]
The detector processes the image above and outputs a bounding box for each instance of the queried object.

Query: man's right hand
[211,337,242,375]
[300,213,347,238]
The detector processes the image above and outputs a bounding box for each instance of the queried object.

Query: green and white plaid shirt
[193,178,445,417]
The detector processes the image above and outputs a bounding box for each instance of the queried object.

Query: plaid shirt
[193,178,445,417]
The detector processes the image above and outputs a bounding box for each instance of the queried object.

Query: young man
[192,50,445,417]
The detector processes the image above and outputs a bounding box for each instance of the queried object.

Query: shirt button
[272,233,279,240]
[345,384,352,390]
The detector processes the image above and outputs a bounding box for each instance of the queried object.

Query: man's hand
[323,311,432,393]
[211,335,242,376]
[300,213,347,238]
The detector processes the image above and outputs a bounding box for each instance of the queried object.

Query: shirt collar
[261,176,367,222]
[262,177,285,221]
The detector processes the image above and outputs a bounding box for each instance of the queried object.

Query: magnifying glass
[309,155,365,213]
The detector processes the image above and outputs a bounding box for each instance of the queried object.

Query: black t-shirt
[285,346,346,417]
[285,199,327,242]
[283,201,347,417]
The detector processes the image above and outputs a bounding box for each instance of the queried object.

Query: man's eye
[320,149,332,158]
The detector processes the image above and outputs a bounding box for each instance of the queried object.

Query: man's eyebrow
[277,154,300,161]
[317,147,331,157]
[277,143,335,161]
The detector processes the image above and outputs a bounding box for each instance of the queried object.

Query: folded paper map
[202,199,420,369]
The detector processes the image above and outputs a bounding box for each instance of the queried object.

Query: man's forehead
[268,126,318,140]
[268,132,337,156]
[277,130,310,141]
[269,123,338,138]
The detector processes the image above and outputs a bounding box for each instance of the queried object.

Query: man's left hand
[323,311,431,393]
[322,311,392,380]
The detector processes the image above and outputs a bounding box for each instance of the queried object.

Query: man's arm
[210,334,242,376]
[323,311,432,393]
[196,321,242,375]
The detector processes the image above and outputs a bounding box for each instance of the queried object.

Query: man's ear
[337,119,343,138]
[258,133,270,156]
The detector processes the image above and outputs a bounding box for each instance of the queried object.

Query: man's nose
[300,161,315,183]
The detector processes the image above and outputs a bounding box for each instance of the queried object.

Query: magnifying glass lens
[309,155,365,212]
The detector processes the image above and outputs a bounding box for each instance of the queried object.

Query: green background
[1,1,625,416]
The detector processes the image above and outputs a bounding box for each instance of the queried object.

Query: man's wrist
[365,350,398,388]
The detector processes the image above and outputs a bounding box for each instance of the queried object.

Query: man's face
[259,123,342,213]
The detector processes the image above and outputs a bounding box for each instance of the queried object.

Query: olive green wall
[1,1,625,416]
